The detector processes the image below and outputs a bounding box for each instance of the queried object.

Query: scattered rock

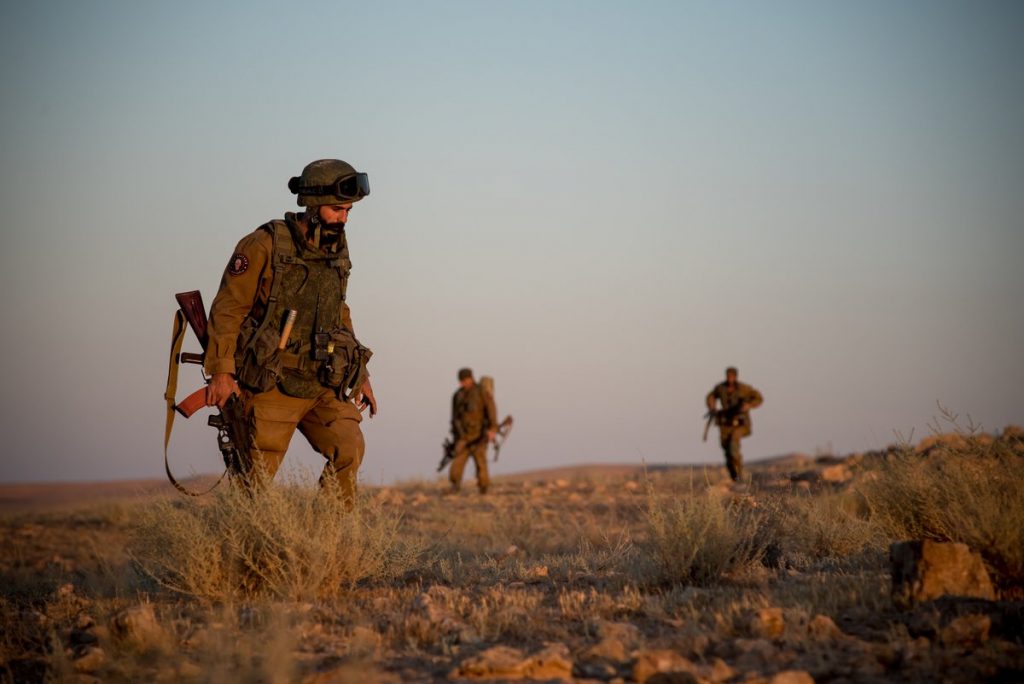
[584,620,641,663]
[890,540,996,609]
[1002,424,1024,443]
[819,464,852,483]
[451,643,573,681]
[768,671,814,684]
[73,647,106,674]
[915,433,969,455]
[939,613,990,648]
[525,565,549,582]
[110,604,165,650]
[703,658,736,682]
[806,614,843,641]
[731,638,779,671]
[745,607,785,639]
[630,649,697,684]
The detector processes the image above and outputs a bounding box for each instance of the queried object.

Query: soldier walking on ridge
[448,368,498,494]
[705,367,763,482]
[204,159,377,501]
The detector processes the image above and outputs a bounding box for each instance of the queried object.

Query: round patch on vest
[228,253,249,276]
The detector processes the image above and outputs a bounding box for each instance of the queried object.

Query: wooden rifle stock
[174,290,210,418]
[175,291,208,348]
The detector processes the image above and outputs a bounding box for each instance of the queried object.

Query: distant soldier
[448,368,498,494]
[705,367,763,481]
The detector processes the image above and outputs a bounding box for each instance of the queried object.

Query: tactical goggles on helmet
[288,172,370,201]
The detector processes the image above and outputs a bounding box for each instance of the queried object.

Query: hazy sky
[1,1,1021,484]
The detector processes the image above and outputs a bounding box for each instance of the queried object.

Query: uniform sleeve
[706,386,719,410]
[204,232,272,376]
[746,386,764,409]
[450,391,459,432]
[341,301,354,335]
[484,390,498,430]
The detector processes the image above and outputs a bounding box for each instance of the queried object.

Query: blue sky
[1,1,1021,483]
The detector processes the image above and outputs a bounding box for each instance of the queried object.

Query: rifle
[437,436,455,473]
[492,415,514,462]
[165,291,264,493]
[702,410,716,442]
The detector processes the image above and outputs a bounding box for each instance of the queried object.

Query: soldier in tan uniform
[204,159,377,501]
[448,368,498,494]
[706,367,763,482]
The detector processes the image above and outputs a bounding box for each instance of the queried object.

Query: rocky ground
[2,429,1023,683]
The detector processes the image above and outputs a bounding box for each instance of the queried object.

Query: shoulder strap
[163,309,227,496]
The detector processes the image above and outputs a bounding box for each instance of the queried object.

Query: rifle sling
[164,309,227,496]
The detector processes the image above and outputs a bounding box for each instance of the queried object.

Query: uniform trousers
[248,385,364,500]
[449,434,490,492]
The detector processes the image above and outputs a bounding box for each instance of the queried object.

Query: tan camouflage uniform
[205,218,364,498]
[449,383,497,493]
[706,380,763,481]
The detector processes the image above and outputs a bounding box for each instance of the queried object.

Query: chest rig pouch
[234,219,372,399]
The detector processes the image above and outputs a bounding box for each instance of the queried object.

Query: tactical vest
[453,385,486,438]
[713,383,751,428]
[234,217,371,399]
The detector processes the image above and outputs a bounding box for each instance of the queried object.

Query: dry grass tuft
[643,485,765,586]
[129,472,421,602]
[757,490,881,568]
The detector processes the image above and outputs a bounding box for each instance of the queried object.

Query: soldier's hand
[357,379,378,417]
[487,429,497,443]
[206,373,241,408]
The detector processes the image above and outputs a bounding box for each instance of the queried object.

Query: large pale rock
[451,643,572,681]
[110,604,165,650]
[890,540,996,609]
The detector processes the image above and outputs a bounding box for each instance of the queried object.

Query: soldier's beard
[306,211,345,251]
[319,222,345,250]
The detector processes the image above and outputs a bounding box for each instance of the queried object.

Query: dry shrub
[643,487,764,586]
[129,474,420,602]
[757,490,881,566]
[862,435,1024,591]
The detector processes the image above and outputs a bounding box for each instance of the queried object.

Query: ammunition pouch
[314,328,373,399]
[235,322,284,393]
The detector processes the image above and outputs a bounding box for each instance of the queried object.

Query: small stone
[768,671,814,684]
[584,621,642,663]
[939,614,990,647]
[73,647,106,674]
[630,649,697,684]
[807,614,843,641]
[820,464,852,483]
[111,604,166,650]
[452,643,572,681]
[746,607,785,639]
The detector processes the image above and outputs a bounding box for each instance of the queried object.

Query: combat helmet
[288,159,370,207]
